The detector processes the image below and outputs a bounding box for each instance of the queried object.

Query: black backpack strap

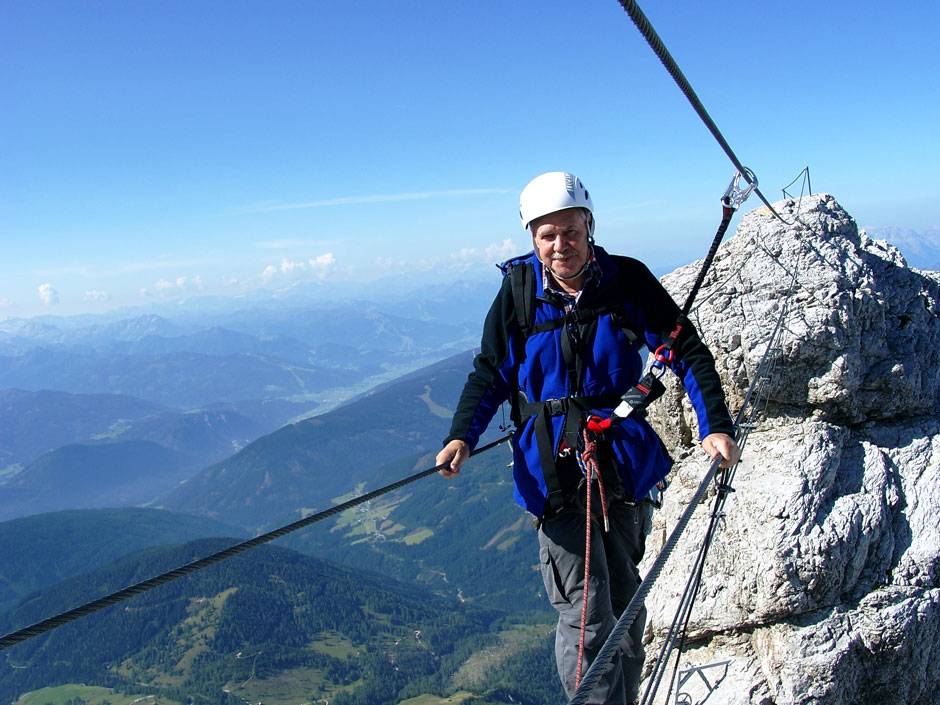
[524,304,640,344]
[506,261,535,425]
[509,261,536,334]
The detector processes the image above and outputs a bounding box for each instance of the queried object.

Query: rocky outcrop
[641,194,940,704]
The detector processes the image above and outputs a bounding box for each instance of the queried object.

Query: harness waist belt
[517,393,623,424]
[516,391,624,517]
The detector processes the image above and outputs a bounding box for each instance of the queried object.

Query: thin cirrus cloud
[240,188,512,213]
[140,275,204,298]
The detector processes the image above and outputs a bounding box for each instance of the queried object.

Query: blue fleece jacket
[445,246,733,517]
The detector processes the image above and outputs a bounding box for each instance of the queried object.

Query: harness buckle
[546,398,566,416]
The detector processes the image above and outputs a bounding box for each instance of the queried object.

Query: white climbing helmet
[519,171,594,232]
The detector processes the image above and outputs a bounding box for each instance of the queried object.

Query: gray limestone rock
[638,195,940,705]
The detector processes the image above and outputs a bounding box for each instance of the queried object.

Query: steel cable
[0,434,512,652]
[614,0,788,223]
[567,454,724,705]
[571,259,801,705]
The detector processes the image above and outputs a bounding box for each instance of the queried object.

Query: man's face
[531,208,590,282]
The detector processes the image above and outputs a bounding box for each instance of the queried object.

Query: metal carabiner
[722,168,757,210]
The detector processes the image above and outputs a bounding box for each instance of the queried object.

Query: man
[436,172,739,705]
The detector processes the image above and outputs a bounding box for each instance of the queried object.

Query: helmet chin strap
[541,241,595,282]
[551,261,590,282]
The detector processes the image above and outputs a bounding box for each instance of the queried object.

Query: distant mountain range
[0,538,561,705]
[0,388,164,473]
[0,389,306,511]
[865,225,940,270]
[0,288,575,704]
[0,300,482,413]
[0,293,496,506]
[0,441,200,521]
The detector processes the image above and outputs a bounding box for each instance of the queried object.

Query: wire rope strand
[571,255,801,704]
[0,434,512,652]
[641,265,801,705]
[681,208,734,316]
[614,0,787,223]
[567,454,723,705]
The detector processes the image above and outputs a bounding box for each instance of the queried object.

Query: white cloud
[448,247,479,271]
[38,283,59,305]
[175,275,204,291]
[485,238,517,262]
[84,290,110,302]
[279,258,306,275]
[260,254,336,282]
[261,265,278,283]
[0,298,10,308]
[141,275,205,298]
[441,239,522,271]
[308,253,336,278]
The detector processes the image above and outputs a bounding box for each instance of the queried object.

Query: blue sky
[3,0,938,319]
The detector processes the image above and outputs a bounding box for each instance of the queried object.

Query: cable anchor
[722,168,757,211]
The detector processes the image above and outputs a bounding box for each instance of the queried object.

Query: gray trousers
[538,498,653,705]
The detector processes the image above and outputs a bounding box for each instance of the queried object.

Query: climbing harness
[504,252,641,516]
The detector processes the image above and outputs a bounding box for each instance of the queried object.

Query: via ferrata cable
[0,434,512,653]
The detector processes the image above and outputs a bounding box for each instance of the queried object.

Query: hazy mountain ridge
[0,388,166,473]
[0,441,197,521]
[159,352,478,532]
[0,347,362,409]
[864,225,940,270]
[0,295,488,475]
[0,508,245,613]
[0,389,309,497]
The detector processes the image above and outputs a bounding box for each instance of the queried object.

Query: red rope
[575,458,592,689]
[574,427,610,688]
